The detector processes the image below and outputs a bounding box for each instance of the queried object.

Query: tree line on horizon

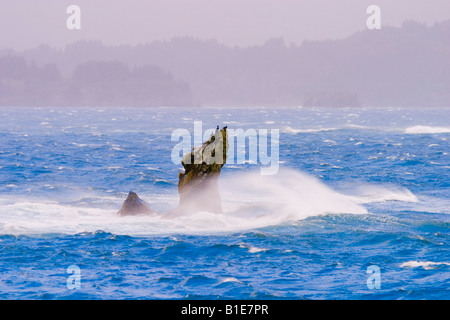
[1,19,449,108]
[0,56,192,107]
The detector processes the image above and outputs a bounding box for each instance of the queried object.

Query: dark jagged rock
[118,127,228,217]
[118,191,155,216]
[169,126,228,216]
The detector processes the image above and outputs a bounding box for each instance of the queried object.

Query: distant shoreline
[2,20,450,108]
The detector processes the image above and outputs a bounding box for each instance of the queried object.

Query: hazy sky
[1,0,449,50]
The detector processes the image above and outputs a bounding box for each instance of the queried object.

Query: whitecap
[219,277,241,284]
[248,246,268,253]
[345,184,418,204]
[282,126,337,134]
[323,139,337,145]
[400,261,450,270]
[404,126,450,134]
[239,243,268,253]
[70,142,87,147]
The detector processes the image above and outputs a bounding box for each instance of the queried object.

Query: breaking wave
[0,168,419,236]
[404,126,450,134]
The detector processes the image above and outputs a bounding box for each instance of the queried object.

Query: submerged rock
[118,126,228,216]
[118,191,155,216]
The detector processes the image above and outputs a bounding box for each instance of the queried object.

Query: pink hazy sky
[1,0,449,50]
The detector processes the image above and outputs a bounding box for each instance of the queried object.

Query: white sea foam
[400,261,450,270]
[239,243,268,253]
[281,126,337,134]
[282,123,370,134]
[107,166,123,171]
[219,277,241,284]
[345,124,367,129]
[0,168,421,236]
[344,184,419,204]
[70,142,88,147]
[404,126,450,134]
[323,139,337,145]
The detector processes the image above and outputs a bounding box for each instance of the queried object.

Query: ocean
[0,106,449,300]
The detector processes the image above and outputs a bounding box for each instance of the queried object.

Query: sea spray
[220,168,368,221]
[0,168,369,236]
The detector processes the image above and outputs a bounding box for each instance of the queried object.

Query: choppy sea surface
[0,106,449,300]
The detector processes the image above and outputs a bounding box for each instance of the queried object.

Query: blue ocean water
[0,106,449,300]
